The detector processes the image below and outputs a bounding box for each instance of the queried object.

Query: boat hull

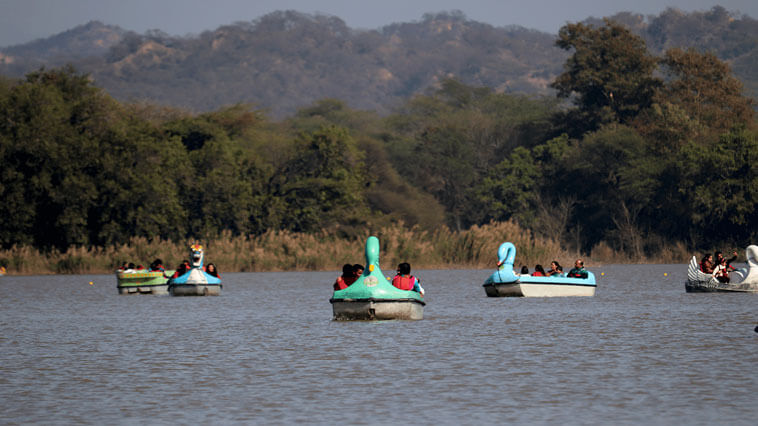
[116,271,171,295]
[483,280,596,297]
[169,283,221,296]
[685,281,758,293]
[330,298,424,320]
[118,284,169,295]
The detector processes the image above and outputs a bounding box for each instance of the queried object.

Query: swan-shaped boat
[330,236,425,320]
[685,245,758,293]
[482,242,596,297]
[169,244,222,296]
[116,270,173,295]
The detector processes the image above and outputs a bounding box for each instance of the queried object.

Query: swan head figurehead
[189,243,204,268]
[747,245,758,267]
[496,242,516,270]
[365,236,380,272]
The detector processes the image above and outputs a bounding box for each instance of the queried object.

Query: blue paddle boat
[168,243,222,296]
[330,236,425,320]
[482,242,596,297]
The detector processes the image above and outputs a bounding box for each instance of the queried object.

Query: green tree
[677,128,758,246]
[551,20,661,136]
[658,47,754,136]
[0,67,189,249]
[266,125,368,232]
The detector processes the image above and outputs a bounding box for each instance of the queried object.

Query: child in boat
[713,258,731,283]
[334,264,355,291]
[392,262,424,296]
[519,265,529,275]
[567,259,588,278]
[532,264,547,276]
[714,251,737,273]
[546,261,563,276]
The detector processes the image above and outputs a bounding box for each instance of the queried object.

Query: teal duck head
[365,236,380,272]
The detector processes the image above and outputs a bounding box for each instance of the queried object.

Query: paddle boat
[168,243,222,296]
[330,236,425,320]
[482,242,596,297]
[116,269,173,295]
[685,245,758,293]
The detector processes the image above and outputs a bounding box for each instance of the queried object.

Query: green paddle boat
[330,236,425,320]
[116,270,173,295]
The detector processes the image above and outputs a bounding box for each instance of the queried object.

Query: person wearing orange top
[333,264,355,291]
[391,262,424,296]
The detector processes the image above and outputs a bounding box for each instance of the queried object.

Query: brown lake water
[1,264,756,424]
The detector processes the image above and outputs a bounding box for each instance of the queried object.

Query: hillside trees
[265,125,369,233]
[0,67,188,248]
[551,20,661,136]
[544,19,758,250]
[386,79,558,230]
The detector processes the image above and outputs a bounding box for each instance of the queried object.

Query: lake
[1,264,756,424]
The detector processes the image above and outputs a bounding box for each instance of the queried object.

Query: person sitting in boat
[149,258,165,272]
[699,254,714,273]
[392,262,424,296]
[206,263,220,278]
[715,251,738,271]
[546,261,563,276]
[353,264,364,279]
[567,259,589,278]
[334,264,355,291]
[713,257,733,283]
[124,262,137,273]
[532,264,547,276]
[519,265,529,275]
[171,260,190,278]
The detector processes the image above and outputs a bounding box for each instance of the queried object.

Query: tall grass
[0,221,696,275]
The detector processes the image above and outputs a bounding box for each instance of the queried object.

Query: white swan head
[747,245,758,267]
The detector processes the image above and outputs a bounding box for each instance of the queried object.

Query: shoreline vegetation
[0,221,696,276]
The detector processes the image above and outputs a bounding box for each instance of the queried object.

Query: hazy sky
[1,0,756,47]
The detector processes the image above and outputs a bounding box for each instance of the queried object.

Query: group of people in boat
[117,258,220,278]
[332,261,425,296]
[515,259,588,279]
[333,263,365,290]
[699,250,738,283]
[117,259,165,273]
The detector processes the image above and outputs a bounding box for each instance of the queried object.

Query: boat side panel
[483,283,524,297]
[118,285,169,295]
[519,283,596,297]
[331,300,424,320]
[169,284,221,296]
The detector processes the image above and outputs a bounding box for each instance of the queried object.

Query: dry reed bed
[0,221,692,275]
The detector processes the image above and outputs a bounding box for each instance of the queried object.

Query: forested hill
[1,6,756,118]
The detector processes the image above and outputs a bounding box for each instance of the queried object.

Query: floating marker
[664,273,668,276]
[89,281,94,285]
[601,272,605,276]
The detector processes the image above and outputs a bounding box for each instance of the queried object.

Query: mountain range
[1,6,756,118]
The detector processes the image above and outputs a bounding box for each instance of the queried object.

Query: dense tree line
[1,19,757,256]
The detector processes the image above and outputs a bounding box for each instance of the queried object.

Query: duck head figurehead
[496,242,516,270]
[365,236,380,273]
[189,243,204,268]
